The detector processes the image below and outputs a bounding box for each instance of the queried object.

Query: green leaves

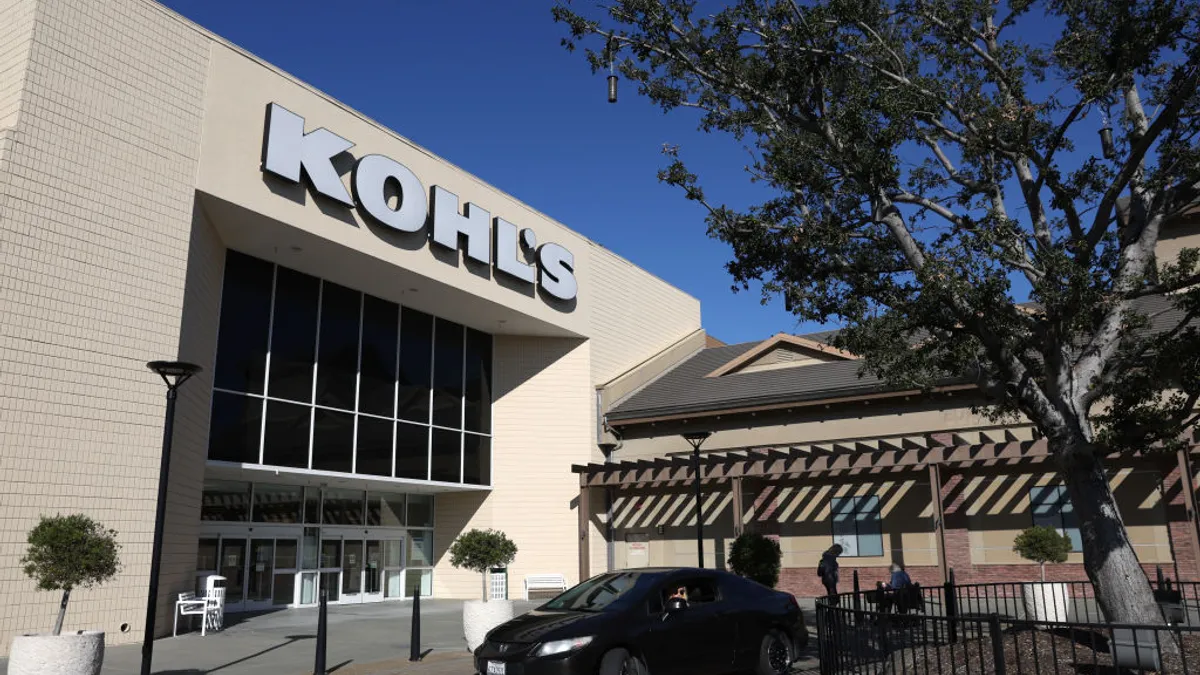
[728,531,783,588]
[1013,525,1073,565]
[21,514,121,593]
[448,528,518,575]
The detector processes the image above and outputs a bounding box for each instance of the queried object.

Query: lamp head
[681,431,712,450]
[147,361,202,388]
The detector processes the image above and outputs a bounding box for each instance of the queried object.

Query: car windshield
[541,572,643,612]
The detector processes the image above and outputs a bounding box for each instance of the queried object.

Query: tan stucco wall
[1157,221,1200,267]
[0,0,209,653]
[434,336,594,598]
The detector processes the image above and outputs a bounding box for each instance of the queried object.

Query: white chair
[524,573,569,600]
[173,592,207,636]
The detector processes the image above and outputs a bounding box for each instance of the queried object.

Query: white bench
[524,574,568,600]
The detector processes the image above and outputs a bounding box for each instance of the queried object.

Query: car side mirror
[661,597,688,621]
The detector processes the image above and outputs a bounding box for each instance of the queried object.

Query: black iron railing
[816,569,1200,674]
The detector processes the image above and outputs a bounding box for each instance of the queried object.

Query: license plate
[486,661,506,675]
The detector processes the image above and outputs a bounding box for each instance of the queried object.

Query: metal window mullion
[427,319,435,482]
[392,306,401,479]
[460,323,466,484]
[309,281,324,470]
[352,292,363,475]
[259,264,279,465]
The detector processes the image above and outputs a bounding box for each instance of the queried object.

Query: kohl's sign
[261,103,578,302]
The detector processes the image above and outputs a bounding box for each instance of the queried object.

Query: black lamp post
[682,431,712,568]
[142,360,201,675]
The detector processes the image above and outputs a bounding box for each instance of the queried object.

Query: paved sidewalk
[0,597,821,675]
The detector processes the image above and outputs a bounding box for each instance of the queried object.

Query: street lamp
[682,431,712,568]
[142,361,201,675]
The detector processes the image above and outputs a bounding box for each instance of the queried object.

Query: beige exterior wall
[0,0,701,656]
[1157,221,1200,267]
[586,246,701,386]
[434,336,594,598]
[0,0,209,654]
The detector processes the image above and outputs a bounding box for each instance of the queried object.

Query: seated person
[888,563,912,590]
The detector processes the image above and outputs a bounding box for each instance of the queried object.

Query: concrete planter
[463,599,513,652]
[8,631,104,675]
[1022,582,1070,623]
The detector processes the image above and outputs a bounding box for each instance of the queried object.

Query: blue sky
[159,0,805,344]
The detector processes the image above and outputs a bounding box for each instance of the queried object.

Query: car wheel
[599,648,644,675]
[756,630,791,675]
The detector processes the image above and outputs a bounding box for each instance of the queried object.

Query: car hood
[486,609,603,644]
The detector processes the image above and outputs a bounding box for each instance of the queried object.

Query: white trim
[308,280,324,470]
[392,305,401,478]
[204,460,491,493]
[460,322,466,484]
[210,388,492,434]
[352,292,364,475]
[427,318,435,482]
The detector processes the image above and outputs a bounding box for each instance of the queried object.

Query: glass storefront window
[267,267,319,403]
[207,252,492,487]
[432,318,464,428]
[213,251,273,394]
[252,484,301,523]
[201,480,251,522]
[196,538,218,571]
[302,527,319,569]
[304,488,321,524]
[408,530,433,567]
[276,540,298,569]
[405,569,432,598]
[463,434,490,486]
[324,489,364,525]
[316,281,361,410]
[367,492,405,527]
[408,494,433,528]
[208,392,263,464]
[273,573,295,606]
[356,416,393,477]
[301,572,318,604]
[395,422,428,481]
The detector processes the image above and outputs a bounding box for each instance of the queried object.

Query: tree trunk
[482,572,488,603]
[1040,562,1046,583]
[52,588,70,636]
[1058,444,1163,625]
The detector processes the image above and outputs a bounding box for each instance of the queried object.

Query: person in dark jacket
[888,563,912,590]
[818,544,843,600]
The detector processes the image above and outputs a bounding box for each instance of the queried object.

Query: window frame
[830,494,884,558]
[1029,484,1083,553]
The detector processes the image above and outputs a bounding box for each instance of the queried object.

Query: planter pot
[1022,582,1070,623]
[463,599,514,652]
[8,631,104,675]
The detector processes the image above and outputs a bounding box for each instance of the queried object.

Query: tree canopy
[556,0,1200,626]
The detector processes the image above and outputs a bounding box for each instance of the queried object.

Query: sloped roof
[608,294,1192,423]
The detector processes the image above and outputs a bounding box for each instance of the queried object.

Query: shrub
[728,531,782,588]
[1013,525,1072,582]
[21,514,121,635]
[449,529,518,601]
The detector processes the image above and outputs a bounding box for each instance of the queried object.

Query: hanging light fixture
[606,35,618,104]
[1099,106,1116,160]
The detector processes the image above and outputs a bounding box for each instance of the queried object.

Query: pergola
[571,429,1200,584]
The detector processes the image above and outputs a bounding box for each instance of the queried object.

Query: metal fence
[815,570,1200,674]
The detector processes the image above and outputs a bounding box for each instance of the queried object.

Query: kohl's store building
[0,0,701,652]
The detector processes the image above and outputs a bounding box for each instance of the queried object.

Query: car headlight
[535,636,594,656]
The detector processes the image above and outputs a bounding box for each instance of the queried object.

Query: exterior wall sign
[261,103,578,302]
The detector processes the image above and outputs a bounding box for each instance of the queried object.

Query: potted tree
[9,514,121,675]
[728,531,782,588]
[449,528,518,651]
[1013,525,1072,623]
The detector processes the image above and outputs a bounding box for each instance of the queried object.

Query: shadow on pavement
[199,634,316,674]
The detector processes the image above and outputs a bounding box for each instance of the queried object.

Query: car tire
[599,648,644,675]
[756,630,791,675]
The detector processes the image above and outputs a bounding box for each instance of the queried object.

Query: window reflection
[207,253,490,485]
[201,480,251,522]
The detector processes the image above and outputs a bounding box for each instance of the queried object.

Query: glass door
[383,538,405,599]
[219,539,247,610]
[319,539,342,603]
[245,539,275,610]
[342,540,364,600]
[273,539,299,606]
[363,540,384,602]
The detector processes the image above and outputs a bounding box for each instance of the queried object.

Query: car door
[641,575,736,675]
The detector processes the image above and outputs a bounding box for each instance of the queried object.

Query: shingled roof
[607,294,1193,423]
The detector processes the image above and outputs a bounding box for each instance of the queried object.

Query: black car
[473,567,807,675]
